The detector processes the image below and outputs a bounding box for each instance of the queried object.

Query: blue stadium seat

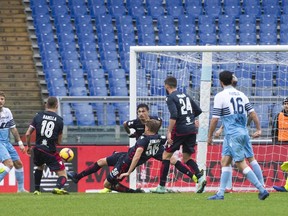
[100,50,118,61]
[66,68,85,79]
[262,0,280,6]
[80,50,99,62]
[127,5,145,18]
[199,33,217,45]
[109,77,127,88]
[62,60,81,72]
[42,59,61,70]
[218,33,237,45]
[50,0,66,7]
[239,32,257,45]
[69,86,87,96]
[185,5,203,17]
[110,86,129,96]
[166,0,182,6]
[69,5,88,18]
[89,86,108,96]
[31,4,49,16]
[35,23,53,35]
[61,103,72,115]
[37,32,55,43]
[146,0,162,7]
[259,32,277,45]
[47,77,65,89]
[57,33,75,44]
[108,5,127,18]
[82,60,101,72]
[239,23,257,34]
[218,23,236,34]
[102,59,119,71]
[88,0,105,6]
[204,4,222,18]
[238,14,257,25]
[60,50,79,61]
[67,77,86,88]
[108,68,126,79]
[126,0,142,6]
[138,33,155,46]
[223,5,241,17]
[48,86,67,96]
[280,32,288,44]
[147,5,165,19]
[185,0,202,6]
[178,33,197,45]
[107,0,124,6]
[41,50,60,61]
[158,32,176,45]
[76,113,96,126]
[88,77,107,88]
[44,68,63,79]
[63,113,74,126]
[243,5,261,18]
[87,68,105,80]
[262,5,281,15]
[51,5,69,17]
[98,41,117,52]
[90,5,107,18]
[166,5,185,18]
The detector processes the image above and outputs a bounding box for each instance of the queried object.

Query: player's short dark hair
[145,119,160,133]
[164,76,177,88]
[46,96,58,108]
[283,97,288,105]
[0,91,6,98]
[219,71,233,86]
[137,103,149,111]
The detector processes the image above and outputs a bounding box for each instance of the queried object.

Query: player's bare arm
[25,126,34,156]
[207,118,219,145]
[166,118,176,144]
[249,111,262,138]
[11,127,25,153]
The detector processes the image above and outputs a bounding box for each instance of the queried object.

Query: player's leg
[247,156,265,186]
[0,145,13,182]
[170,156,195,181]
[6,142,28,192]
[46,151,69,195]
[233,136,268,200]
[224,165,233,193]
[32,148,45,194]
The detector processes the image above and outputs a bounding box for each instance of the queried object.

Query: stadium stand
[19,0,285,136]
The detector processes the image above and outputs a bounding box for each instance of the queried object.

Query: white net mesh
[132,48,288,192]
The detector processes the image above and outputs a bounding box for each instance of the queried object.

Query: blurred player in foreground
[273,161,288,192]
[0,91,27,193]
[26,96,68,195]
[207,71,268,200]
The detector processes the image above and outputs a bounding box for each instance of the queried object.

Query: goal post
[129,45,288,192]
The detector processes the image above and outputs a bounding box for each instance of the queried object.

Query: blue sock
[217,167,231,196]
[0,166,11,182]
[15,168,24,191]
[243,167,265,193]
[226,166,233,189]
[250,160,264,185]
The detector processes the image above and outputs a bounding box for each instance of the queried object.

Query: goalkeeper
[273,161,288,192]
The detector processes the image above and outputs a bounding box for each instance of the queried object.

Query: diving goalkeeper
[273,161,288,192]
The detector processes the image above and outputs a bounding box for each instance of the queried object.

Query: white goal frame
[129,45,288,190]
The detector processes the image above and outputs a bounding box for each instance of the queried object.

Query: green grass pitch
[0,192,286,216]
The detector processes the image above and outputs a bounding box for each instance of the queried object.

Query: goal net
[129,45,288,192]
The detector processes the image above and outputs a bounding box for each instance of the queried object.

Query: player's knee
[104,179,111,189]
[13,160,23,169]
[170,156,177,165]
[97,158,106,167]
[3,159,13,169]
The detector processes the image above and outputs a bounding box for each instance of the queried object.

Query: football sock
[174,161,193,177]
[77,162,101,180]
[111,182,134,193]
[250,160,264,185]
[0,166,11,181]
[243,167,265,193]
[56,176,67,189]
[159,160,170,187]
[217,166,231,196]
[186,159,201,178]
[225,165,233,189]
[284,177,288,190]
[34,169,43,191]
[15,167,25,191]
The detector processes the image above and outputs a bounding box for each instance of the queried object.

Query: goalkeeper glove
[281,161,288,172]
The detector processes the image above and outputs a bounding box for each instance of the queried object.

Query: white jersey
[0,107,16,142]
[212,86,254,136]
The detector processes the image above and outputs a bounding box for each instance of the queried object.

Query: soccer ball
[59,148,74,162]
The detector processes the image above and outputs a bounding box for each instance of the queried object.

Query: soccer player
[152,76,206,194]
[68,103,196,192]
[0,91,27,193]
[207,71,269,200]
[273,161,288,192]
[103,119,166,192]
[26,96,68,195]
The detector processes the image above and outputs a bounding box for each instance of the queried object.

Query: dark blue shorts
[166,133,197,154]
[33,147,65,171]
[107,154,129,184]
[106,152,126,166]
